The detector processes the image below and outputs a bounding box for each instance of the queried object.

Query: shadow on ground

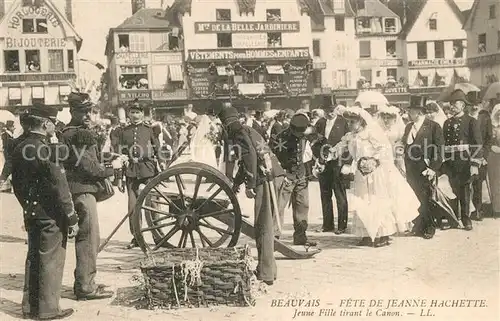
[0,234,26,244]
[0,297,24,319]
[110,285,149,309]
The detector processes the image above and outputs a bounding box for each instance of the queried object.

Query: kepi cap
[29,103,58,121]
[68,92,93,111]
[128,98,144,111]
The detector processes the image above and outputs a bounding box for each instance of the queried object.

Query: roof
[388,0,464,39]
[303,0,355,17]
[351,0,399,18]
[237,0,256,14]
[114,8,171,30]
[462,0,479,30]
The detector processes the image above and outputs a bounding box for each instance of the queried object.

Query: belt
[444,144,469,153]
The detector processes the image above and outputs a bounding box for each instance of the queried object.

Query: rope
[180,248,204,301]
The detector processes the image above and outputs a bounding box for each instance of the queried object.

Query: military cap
[128,98,144,111]
[449,89,468,104]
[218,106,239,125]
[68,92,93,110]
[290,113,310,131]
[29,103,58,120]
[408,95,428,109]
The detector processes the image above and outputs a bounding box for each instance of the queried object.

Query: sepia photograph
[0,0,498,320]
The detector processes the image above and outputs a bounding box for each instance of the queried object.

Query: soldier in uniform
[11,105,79,320]
[442,89,484,231]
[61,92,117,300]
[271,113,316,246]
[118,100,162,249]
[218,106,284,285]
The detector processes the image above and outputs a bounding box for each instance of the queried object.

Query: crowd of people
[0,88,499,319]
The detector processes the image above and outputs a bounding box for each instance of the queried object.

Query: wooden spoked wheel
[132,162,242,254]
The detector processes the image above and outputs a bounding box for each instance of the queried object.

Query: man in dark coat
[270,110,286,141]
[61,92,117,300]
[0,120,16,188]
[312,95,351,234]
[109,115,121,153]
[11,105,79,320]
[442,89,484,231]
[218,106,284,285]
[118,99,161,249]
[402,95,444,239]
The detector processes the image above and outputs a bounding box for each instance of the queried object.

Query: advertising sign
[0,73,76,82]
[118,90,151,101]
[187,48,310,62]
[5,37,66,48]
[194,21,300,34]
[7,5,60,30]
[116,52,149,65]
[232,34,268,49]
[408,58,466,68]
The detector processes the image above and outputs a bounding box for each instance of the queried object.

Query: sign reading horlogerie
[187,48,310,61]
[195,22,300,33]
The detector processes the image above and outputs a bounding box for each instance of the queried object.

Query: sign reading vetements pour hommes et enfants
[195,22,300,33]
[188,48,310,61]
[5,38,66,48]
[8,5,60,29]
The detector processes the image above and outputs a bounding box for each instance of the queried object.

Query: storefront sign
[467,53,500,68]
[189,67,211,97]
[332,89,358,97]
[232,34,268,49]
[116,52,149,65]
[187,48,310,62]
[408,58,466,68]
[152,52,182,64]
[8,5,59,29]
[152,89,188,100]
[313,87,332,95]
[119,90,151,101]
[195,21,300,34]
[357,59,403,67]
[313,62,327,69]
[5,37,66,48]
[383,86,409,94]
[0,73,76,82]
[286,69,311,96]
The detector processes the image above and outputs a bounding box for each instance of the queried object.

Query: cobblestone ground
[0,183,498,321]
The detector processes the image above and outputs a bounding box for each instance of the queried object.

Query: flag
[79,58,105,70]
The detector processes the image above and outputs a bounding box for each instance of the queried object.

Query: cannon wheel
[133,162,242,255]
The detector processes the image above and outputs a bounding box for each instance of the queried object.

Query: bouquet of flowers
[205,123,222,145]
[357,157,380,176]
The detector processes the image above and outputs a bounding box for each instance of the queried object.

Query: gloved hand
[470,165,479,176]
[422,168,436,181]
[67,213,79,239]
[340,164,353,175]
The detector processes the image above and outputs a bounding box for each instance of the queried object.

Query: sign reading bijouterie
[119,90,151,101]
[0,73,76,82]
[194,22,300,34]
[187,48,310,62]
[408,58,466,68]
[5,37,67,48]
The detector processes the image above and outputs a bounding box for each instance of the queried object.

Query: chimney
[132,0,145,15]
[0,0,5,21]
[65,0,73,23]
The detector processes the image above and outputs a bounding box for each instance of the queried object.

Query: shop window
[4,50,20,72]
[360,69,372,83]
[31,86,45,104]
[267,33,281,47]
[313,40,320,57]
[386,41,396,57]
[216,9,231,21]
[118,34,130,51]
[489,5,496,19]
[266,9,281,22]
[312,70,322,88]
[22,18,47,33]
[167,65,184,90]
[453,40,464,58]
[67,50,74,70]
[384,18,396,33]
[48,50,64,72]
[421,76,429,87]
[335,17,345,31]
[417,42,427,59]
[429,18,437,30]
[217,33,232,48]
[8,87,22,106]
[25,50,41,72]
[434,41,445,59]
[118,66,149,90]
[478,34,486,53]
[359,41,371,58]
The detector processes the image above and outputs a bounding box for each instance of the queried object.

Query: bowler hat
[218,107,239,125]
[408,95,428,109]
[29,103,58,120]
[466,91,481,105]
[449,89,468,104]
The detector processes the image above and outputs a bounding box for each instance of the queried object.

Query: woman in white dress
[377,105,406,174]
[327,107,420,247]
[488,104,500,216]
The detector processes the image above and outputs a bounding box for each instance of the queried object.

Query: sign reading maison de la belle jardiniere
[187,48,310,62]
[195,21,300,33]
[7,5,60,29]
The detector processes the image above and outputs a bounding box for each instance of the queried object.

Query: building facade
[179,0,314,110]
[392,0,468,99]
[104,6,187,118]
[464,0,500,89]
[0,0,81,111]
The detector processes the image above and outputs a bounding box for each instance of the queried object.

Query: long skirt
[487,150,500,213]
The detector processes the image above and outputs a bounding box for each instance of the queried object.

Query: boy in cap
[271,112,316,246]
[11,104,79,320]
[442,89,484,231]
[218,105,284,285]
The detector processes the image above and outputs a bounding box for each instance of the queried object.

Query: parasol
[482,82,500,101]
[437,82,480,102]
[355,91,388,110]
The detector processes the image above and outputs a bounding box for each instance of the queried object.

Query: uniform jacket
[118,121,160,179]
[270,128,309,179]
[270,121,284,140]
[442,113,483,165]
[61,123,115,195]
[11,133,74,222]
[402,118,444,175]
[230,126,284,190]
[252,120,268,141]
[1,130,15,158]
[312,116,351,166]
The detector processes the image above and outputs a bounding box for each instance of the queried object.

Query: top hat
[408,95,428,109]
[466,91,481,105]
[5,120,14,127]
[448,89,468,104]
[321,95,336,110]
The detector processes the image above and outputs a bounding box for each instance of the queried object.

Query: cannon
[99,142,320,259]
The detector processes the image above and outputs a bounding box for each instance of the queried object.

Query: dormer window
[22,19,48,33]
[266,9,281,22]
[429,18,437,30]
[118,35,130,51]
[216,9,231,21]
[384,18,396,33]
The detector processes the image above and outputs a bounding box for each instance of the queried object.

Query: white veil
[492,104,500,128]
[426,100,447,127]
[376,106,405,138]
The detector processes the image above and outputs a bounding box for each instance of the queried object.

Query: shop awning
[169,65,184,82]
[59,85,71,96]
[266,65,284,75]
[216,66,234,76]
[238,83,265,95]
[32,86,44,99]
[435,69,448,77]
[8,87,21,100]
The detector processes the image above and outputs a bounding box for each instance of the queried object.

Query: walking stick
[263,154,281,234]
[98,208,134,253]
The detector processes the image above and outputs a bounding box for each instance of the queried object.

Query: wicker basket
[140,245,256,309]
